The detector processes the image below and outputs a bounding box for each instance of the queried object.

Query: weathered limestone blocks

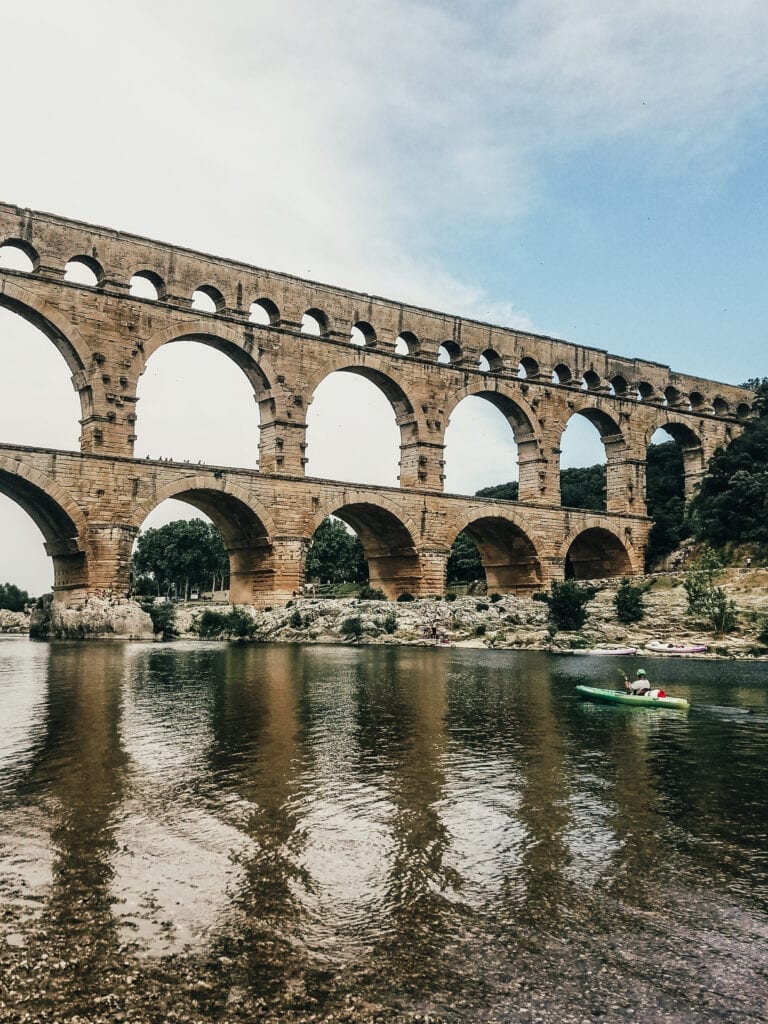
[0,445,650,605]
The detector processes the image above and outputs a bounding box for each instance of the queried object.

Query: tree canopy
[560,464,606,511]
[132,519,229,599]
[446,532,484,583]
[0,582,31,612]
[478,466,607,511]
[305,517,367,584]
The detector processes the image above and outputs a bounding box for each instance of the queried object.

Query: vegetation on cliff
[690,378,768,550]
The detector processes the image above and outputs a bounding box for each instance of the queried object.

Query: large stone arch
[0,277,104,428]
[133,476,278,604]
[141,319,279,404]
[560,520,637,580]
[0,457,89,598]
[445,506,544,593]
[558,399,638,514]
[140,319,292,472]
[306,492,421,598]
[304,353,432,488]
[305,352,427,447]
[443,381,547,503]
[647,416,706,499]
[561,398,625,441]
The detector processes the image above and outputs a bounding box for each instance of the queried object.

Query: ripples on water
[1,636,767,1020]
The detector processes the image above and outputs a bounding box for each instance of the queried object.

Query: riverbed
[1,638,766,1022]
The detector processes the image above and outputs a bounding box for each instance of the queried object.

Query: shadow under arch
[446,509,543,593]
[0,279,103,428]
[649,417,705,499]
[563,524,633,580]
[133,479,277,605]
[443,383,544,501]
[307,497,421,598]
[0,458,88,597]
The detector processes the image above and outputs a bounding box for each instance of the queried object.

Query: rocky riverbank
[27,594,154,640]
[9,569,768,657]
[0,608,30,634]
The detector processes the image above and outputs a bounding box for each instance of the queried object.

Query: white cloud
[6,1,766,307]
[1,0,767,591]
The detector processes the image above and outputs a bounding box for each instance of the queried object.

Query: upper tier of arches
[0,206,753,422]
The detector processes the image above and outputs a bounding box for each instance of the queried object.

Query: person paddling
[628,668,651,695]
[619,668,666,699]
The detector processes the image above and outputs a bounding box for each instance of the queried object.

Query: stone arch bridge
[0,203,754,606]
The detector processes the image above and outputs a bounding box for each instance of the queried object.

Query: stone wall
[0,203,755,606]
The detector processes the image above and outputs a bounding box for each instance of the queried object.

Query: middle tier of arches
[0,283,727,516]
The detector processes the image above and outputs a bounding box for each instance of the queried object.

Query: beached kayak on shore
[575,685,690,710]
[646,641,708,654]
[571,646,638,656]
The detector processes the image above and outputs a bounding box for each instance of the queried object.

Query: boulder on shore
[30,594,153,640]
[0,608,30,634]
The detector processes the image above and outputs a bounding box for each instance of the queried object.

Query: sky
[1,0,767,594]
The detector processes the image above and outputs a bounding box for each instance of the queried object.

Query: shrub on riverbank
[198,606,255,639]
[341,615,363,639]
[146,601,177,639]
[684,548,737,634]
[614,580,646,623]
[535,580,596,632]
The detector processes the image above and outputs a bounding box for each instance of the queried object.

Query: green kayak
[575,685,690,710]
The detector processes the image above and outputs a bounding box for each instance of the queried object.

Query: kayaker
[622,668,651,695]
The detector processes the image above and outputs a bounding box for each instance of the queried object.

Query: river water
[0,637,766,1022]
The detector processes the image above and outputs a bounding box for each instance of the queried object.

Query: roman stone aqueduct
[0,202,754,606]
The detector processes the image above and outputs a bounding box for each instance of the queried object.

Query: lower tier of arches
[0,445,650,607]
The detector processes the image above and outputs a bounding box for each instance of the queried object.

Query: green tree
[683,547,737,633]
[478,466,607,511]
[476,481,519,501]
[560,465,606,510]
[0,582,31,612]
[645,442,691,566]
[305,517,367,585]
[146,601,177,639]
[341,615,363,640]
[446,531,484,583]
[133,519,229,599]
